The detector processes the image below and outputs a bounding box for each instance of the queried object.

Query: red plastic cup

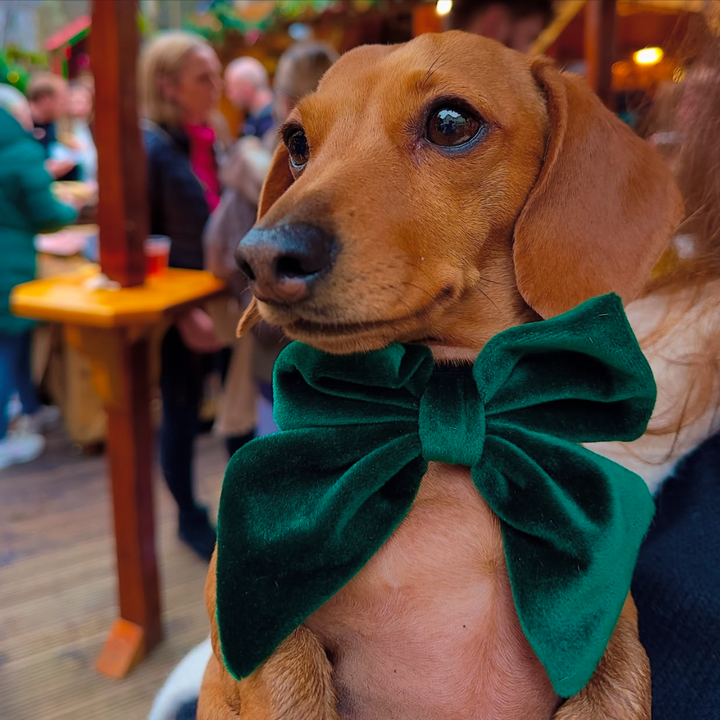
[144,235,171,277]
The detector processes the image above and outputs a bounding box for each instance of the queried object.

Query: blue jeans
[0,331,41,439]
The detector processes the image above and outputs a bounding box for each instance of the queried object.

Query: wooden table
[34,252,107,450]
[11,266,226,678]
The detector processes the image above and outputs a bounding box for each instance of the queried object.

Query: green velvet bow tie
[216,293,656,698]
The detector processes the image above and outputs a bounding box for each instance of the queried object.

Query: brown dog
[199,32,682,720]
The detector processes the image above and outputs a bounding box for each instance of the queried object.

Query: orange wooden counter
[11,266,226,678]
[14,264,225,328]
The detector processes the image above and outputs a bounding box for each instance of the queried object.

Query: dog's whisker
[477,275,510,286]
[404,260,436,281]
[400,280,438,302]
[418,57,442,91]
[475,285,499,310]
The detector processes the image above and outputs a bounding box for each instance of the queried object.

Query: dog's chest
[305,463,558,720]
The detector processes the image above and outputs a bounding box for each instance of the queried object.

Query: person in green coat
[0,86,76,470]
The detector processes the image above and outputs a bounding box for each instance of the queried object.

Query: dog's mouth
[287,313,417,337]
[259,287,455,352]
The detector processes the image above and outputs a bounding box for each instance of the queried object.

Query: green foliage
[5,47,48,67]
[184,0,380,43]
[0,48,35,94]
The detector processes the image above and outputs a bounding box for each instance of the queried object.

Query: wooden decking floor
[0,426,229,720]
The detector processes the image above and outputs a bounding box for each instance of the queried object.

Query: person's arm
[205,143,263,292]
[210,109,233,155]
[204,191,238,282]
[204,188,260,300]
[45,158,78,180]
[176,307,225,353]
[19,142,77,233]
[220,137,270,205]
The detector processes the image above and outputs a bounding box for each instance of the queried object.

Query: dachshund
[198,31,683,720]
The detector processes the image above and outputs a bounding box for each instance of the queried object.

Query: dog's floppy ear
[513,58,683,318]
[237,142,295,337]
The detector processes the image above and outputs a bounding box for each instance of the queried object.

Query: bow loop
[477,294,656,444]
[273,342,433,431]
[419,367,485,467]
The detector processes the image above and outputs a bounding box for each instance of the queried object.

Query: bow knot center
[419,368,485,467]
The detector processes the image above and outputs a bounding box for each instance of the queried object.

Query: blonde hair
[636,15,720,441]
[139,31,210,127]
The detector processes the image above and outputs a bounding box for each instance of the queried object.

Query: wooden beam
[92,0,148,288]
[627,0,701,11]
[585,0,618,109]
[532,0,587,56]
[89,0,161,676]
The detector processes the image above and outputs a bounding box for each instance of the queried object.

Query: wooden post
[584,0,617,110]
[90,0,162,677]
[92,0,148,288]
[105,336,158,644]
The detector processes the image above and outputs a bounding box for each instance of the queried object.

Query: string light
[436,0,453,16]
[633,47,664,66]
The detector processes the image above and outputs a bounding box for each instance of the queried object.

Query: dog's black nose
[236,224,336,304]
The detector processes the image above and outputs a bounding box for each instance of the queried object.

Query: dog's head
[237,32,682,357]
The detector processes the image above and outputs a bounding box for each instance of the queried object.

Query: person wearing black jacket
[139,32,228,561]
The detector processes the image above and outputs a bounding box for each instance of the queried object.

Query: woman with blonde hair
[147,44,339,716]
[140,31,226,560]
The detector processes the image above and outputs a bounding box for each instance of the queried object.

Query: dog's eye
[286,129,310,170]
[426,107,481,148]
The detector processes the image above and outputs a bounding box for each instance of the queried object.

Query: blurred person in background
[139,31,226,561]
[0,85,76,470]
[445,0,554,54]
[27,72,78,181]
[205,41,339,439]
[625,15,720,716]
[224,56,274,139]
[63,81,97,184]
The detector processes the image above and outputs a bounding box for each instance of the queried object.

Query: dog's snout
[236,224,336,305]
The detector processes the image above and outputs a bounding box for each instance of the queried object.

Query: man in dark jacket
[224,57,274,139]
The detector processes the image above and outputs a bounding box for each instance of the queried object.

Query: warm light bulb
[436,0,453,16]
[633,47,664,66]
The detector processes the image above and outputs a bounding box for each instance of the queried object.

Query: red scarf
[185,123,221,213]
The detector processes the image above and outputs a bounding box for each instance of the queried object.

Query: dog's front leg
[198,550,339,720]
[551,596,651,720]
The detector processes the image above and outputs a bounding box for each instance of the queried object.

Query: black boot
[178,506,216,562]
